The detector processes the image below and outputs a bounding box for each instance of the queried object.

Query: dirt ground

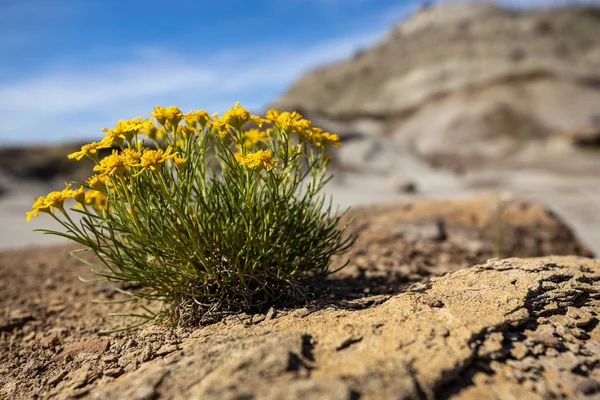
[0,195,594,399]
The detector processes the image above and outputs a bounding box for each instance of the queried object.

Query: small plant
[27,103,354,329]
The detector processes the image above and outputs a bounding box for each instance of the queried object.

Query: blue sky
[1,0,598,145]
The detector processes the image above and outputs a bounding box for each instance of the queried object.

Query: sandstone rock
[328,194,593,297]
[102,367,124,378]
[58,339,109,361]
[88,256,600,399]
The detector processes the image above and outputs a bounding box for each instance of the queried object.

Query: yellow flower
[28,183,75,219]
[294,118,312,134]
[173,155,187,168]
[214,102,265,131]
[93,150,128,177]
[87,174,109,190]
[122,148,141,166]
[183,110,197,126]
[68,141,111,161]
[179,125,195,140]
[233,151,244,164]
[101,116,145,145]
[242,129,268,148]
[151,106,183,126]
[265,108,280,122]
[135,146,177,175]
[26,196,50,222]
[71,186,86,205]
[85,190,108,212]
[237,149,276,171]
[265,109,305,132]
[265,108,338,147]
[297,126,341,147]
[196,110,213,126]
[183,109,213,127]
[140,119,159,140]
[316,131,341,147]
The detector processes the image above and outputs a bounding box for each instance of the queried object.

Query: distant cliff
[271,3,600,172]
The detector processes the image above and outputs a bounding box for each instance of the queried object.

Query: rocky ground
[1,195,598,400]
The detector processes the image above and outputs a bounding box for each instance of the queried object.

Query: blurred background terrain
[1,0,599,252]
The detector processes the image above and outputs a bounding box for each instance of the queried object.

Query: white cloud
[0,63,217,114]
[0,23,386,144]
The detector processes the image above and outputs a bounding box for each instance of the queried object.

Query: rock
[328,194,593,296]
[58,339,109,361]
[102,367,124,378]
[88,256,600,399]
[40,333,59,349]
[0,308,34,332]
[22,331,35,342]
[265,307,276,321]
[511,342,529,360]
[47,370,67,386]
[138,345,154,363]
[68,387,90,398]
[267,379,354,400]
[69,366,101,389]
[155,344,179,357]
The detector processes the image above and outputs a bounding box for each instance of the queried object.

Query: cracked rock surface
[91,257,600,399]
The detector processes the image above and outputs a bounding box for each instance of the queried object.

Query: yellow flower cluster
[25,183,83,221]
[85,175,111,212]
[93,149,132,177]
[265,109,304,131]
[213,101,265,132]
[236,149,276,171]
[101,117,145,144]
[30,102,342,221]
[67,141,111,161]
[88,146,178,178]
[265,109,340,147]
[183,109,213,127]
[241,129,269,149]
[303,127,341,147]
[140,119,162,140]
[150,106,183,126]
[87,174,110,190]
[134,146,177,175]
